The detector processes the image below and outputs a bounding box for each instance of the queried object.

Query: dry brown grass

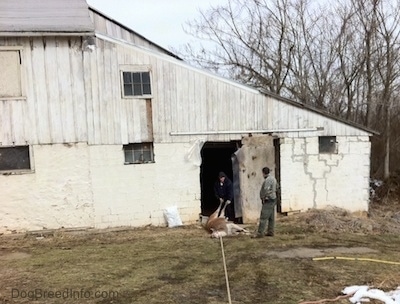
[0,201,399,304]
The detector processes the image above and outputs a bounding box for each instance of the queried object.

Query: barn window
[123,143,154,164]
[122,71,151,97]
[0,146,31,172]
[319,136,337,154]
[0,50,22,98]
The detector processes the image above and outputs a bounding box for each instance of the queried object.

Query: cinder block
[293,139,306,155]
[349,142,371,154]
[305,142,319,155]
[357,136,370,142]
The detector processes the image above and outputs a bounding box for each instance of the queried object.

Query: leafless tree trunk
[350,0,379,127]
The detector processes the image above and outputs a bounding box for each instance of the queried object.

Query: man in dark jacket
[214,171,235,221]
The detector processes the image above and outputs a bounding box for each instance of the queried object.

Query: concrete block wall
[89,142,201,229]
[0,142,201,233]
[1,136,371,232]
[280,136,370,213]
[0,143,94,233]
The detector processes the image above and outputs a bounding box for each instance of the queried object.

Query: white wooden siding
[0,30,372,147]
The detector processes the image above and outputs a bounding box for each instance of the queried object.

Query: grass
[0,214,400,304]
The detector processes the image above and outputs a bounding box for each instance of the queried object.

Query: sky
[86,0,228,51]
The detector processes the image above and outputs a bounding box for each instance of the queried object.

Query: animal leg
[209,201,224,221]
[217,201,230,218]
[227,223,249,235]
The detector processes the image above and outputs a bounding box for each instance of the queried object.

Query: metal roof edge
[0,31,94,37]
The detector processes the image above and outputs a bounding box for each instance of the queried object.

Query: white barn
[0,0,376,233]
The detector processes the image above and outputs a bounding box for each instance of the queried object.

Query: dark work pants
[257,199,276,235]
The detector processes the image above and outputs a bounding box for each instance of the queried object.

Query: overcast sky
[86,0,228,51]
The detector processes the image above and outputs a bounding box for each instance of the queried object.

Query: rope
[219,233,232,304]
[313,256,400,265]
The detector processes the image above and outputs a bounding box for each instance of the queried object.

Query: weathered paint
[280,136,370,213]
[234,135,276,222]
[0,142,200,233]
[0,143,94,232]
[0,4,374,233]
[0,34,372,147]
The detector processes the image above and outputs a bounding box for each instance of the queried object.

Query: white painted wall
[0,142,201,233]
[0,143,94,233]
[0,136,371,233]
[280,136,370,213]
[90,142,201,228]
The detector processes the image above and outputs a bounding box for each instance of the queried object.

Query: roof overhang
[0,31,94,37]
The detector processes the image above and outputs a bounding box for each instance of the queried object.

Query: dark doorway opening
[274,138,282,213]
[200,141,240,216]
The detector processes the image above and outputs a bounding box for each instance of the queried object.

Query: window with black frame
[318,136,338,154]
[123,143,154,164]
[0,146,31,171]
[122,71,151,97]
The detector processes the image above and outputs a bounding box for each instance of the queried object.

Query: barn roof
[0,0,180,59]
[0,0,95,36]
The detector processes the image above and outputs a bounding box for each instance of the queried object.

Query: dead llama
[205,201,249,238]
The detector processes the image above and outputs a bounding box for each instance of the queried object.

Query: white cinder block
[280,136,370,214]
[0,144,94,233]
[349,142,371,155]
[0,142,201,233]
[293,138,306,155]
[0,133,371,233]
[305,142,319,155]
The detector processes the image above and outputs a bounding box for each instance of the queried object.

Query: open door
[200,136,278,223]
[200,141,240,217]
[234,135,277,222]
[274,138,282,213]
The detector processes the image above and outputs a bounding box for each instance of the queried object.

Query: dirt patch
[266,246,378,259]
[0,251,31,260]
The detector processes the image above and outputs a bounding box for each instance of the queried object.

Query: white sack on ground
[163,206,183,228]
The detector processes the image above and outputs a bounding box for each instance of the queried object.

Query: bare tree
[179,0,400,178]
[348,0,380,127]
[181,0,296,94]
[374,1,400,179]
[333,2,365,121]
